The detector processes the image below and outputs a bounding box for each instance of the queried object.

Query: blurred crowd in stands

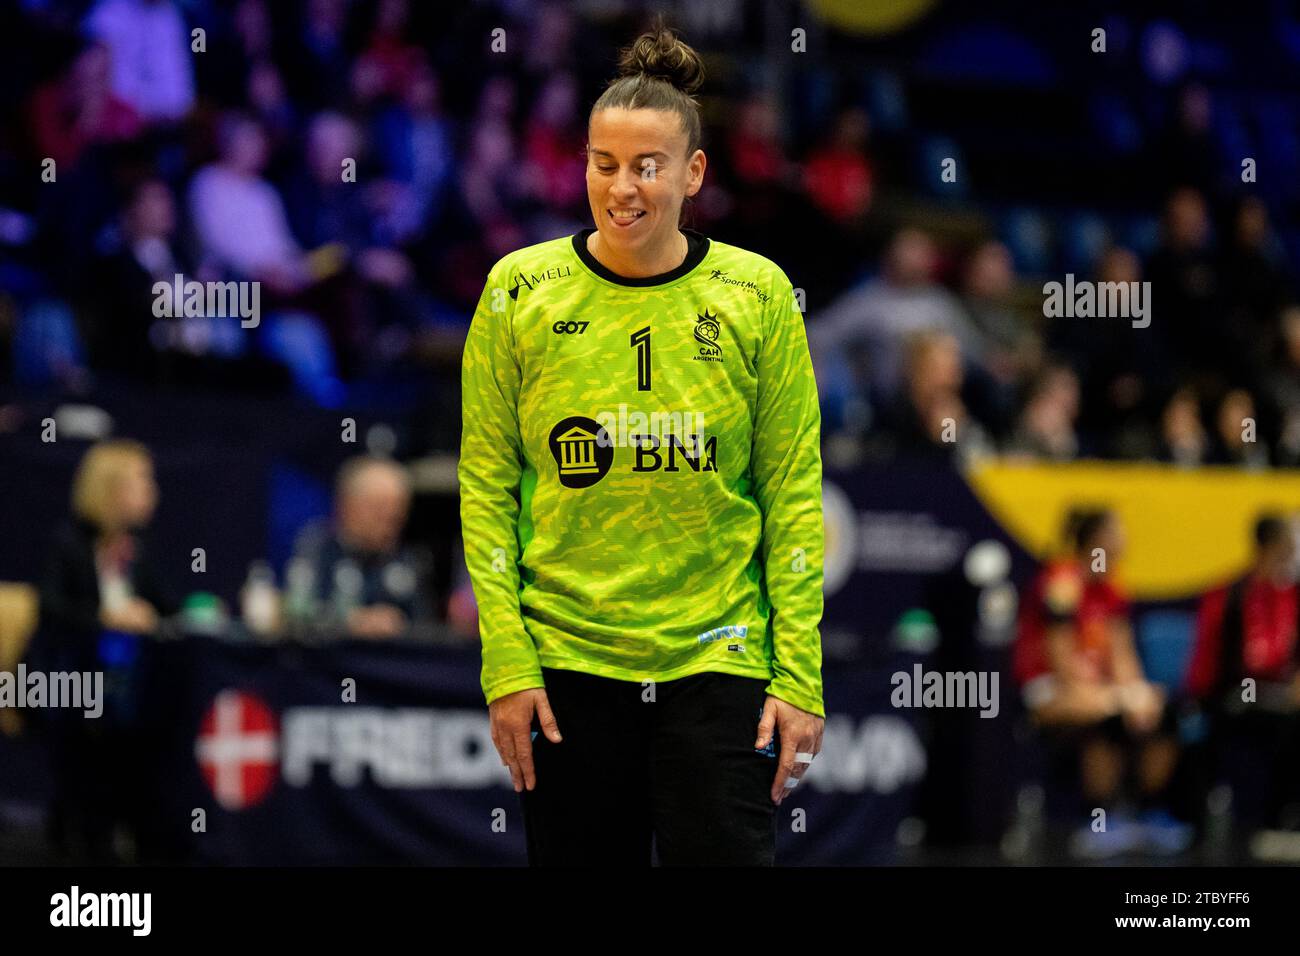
[0,0,1297,467]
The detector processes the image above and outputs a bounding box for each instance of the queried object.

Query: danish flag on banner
[195,689,280,810]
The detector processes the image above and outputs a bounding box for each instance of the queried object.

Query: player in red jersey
[1187,514,1300,832]
[1014,508,1189,856]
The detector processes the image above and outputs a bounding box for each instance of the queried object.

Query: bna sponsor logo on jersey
[549,411,717,487]
[548,416,615,488]
[508,263,573,300]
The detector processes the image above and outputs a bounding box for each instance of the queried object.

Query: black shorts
[1042,699,1180,750]
[519,666,780,866]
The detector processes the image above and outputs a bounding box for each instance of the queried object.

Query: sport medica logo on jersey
[548,407,716,488]
[707,268,771,305]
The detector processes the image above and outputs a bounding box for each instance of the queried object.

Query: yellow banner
[966,460,1300,600]
[808,0,937,35]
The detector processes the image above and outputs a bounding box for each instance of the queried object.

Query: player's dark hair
[591,23,704,155]
[1254,513,1288,551]
[1064,507,1112,554]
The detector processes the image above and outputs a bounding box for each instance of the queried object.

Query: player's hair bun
[593,23,705,155]
[617,27,704,96]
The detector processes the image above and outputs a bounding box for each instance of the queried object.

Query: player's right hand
[489,687,561,792]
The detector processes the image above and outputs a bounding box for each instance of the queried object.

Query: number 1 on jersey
[631,326,651,391]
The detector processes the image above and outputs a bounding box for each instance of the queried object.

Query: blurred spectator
[1267,306,1300,466]
[803,106,873,226]
[1006,365,1081,461]
[291,456,435,640]
[1013,508,1189,856]
[88,178,190,377]
[88,178,294,390]
[1076,246,1164,458]
[1152,83,1220,196]
[1146,187,1224,388]
[28,42,142,171]
[1187,514,1300,830]
[284,0,351,108]
[84,0,195,124]
[246,59,298,155]
[521,71,587,222]
[1208,388,1268,469]
[370,57,455,243]
[870,330,992,465]
[961,241,1037,380]
[521,1,577,77]
[726,93,792,190]
[960,240,1038,431]
[36,439,174,654]
[1220,196,1294,377]
[287,111,379,255]
[811,228,982,411]
[188,112,308,292]
[1157,386,1208,468]
[233,0,273,62]
[32,439,177,862]
[282,110,431,373]
[351,0,423,104]
[460,76,526,243]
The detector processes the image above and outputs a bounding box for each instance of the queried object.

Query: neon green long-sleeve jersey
[459,228,825,717]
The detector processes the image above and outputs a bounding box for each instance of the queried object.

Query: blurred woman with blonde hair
[34,438,176,862]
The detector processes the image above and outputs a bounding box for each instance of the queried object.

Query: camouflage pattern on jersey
[459,230,825,716]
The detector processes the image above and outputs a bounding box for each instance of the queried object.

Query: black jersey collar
[571,228,710,287]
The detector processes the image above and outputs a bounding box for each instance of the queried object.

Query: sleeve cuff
[764,680,825,719]
[483,672,547,707]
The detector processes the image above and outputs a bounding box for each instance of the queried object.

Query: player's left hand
[755,696,824,805]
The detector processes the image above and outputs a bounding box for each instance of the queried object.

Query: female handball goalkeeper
[459,25,825,866]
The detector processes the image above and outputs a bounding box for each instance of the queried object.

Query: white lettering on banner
[280,708,504,788]
[855,512,967,573]
[803,715,927,794]
[271,706,922,796]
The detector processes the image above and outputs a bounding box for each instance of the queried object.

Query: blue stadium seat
[1135,608,1196,693]
[917,25,1057,86]
[865,70,908,133]
[267,461,332,576]
[12,299,84,388]
[919,134,966,198]
[999,208,1053,274]
[1061,212,1111,274]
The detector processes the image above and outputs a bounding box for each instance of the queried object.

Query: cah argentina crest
[693,309,723,363]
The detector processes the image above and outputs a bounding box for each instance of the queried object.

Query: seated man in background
[1014,508,1189,856]
[291,456,435,640]
[1187,514,1300,832]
